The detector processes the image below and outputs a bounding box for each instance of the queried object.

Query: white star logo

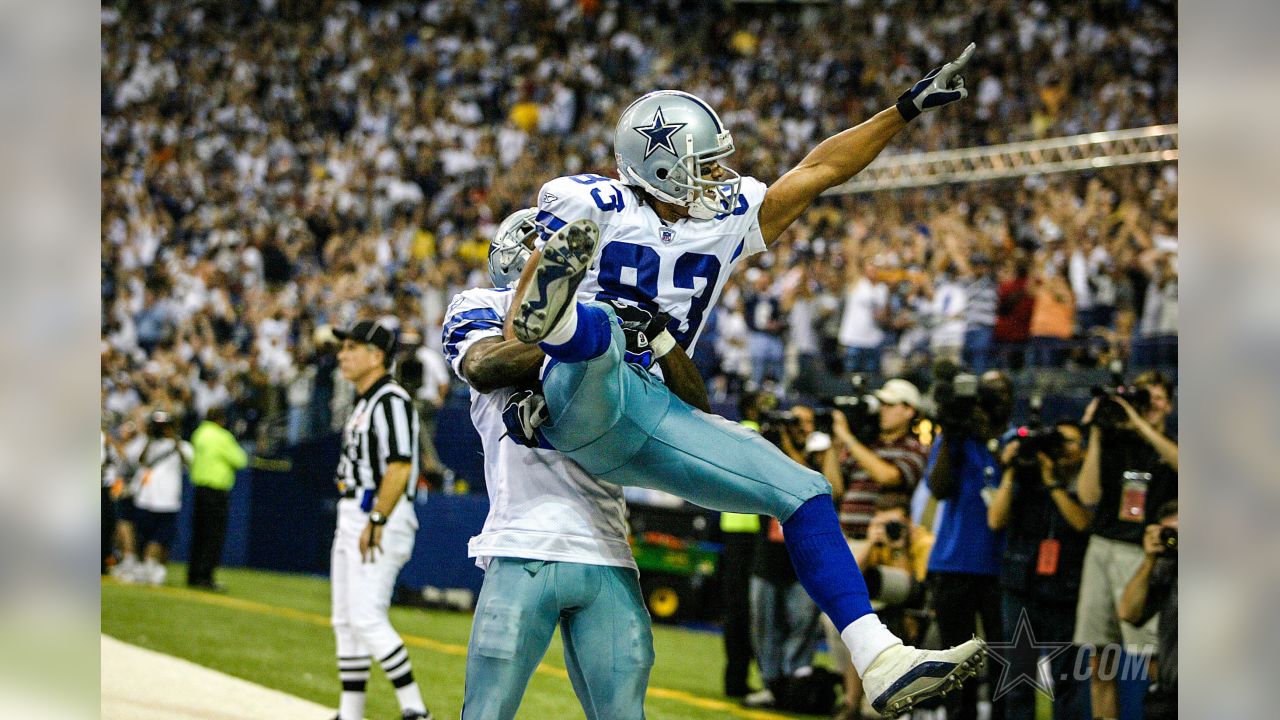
[632,106,687,160]
[985,608,1075,701]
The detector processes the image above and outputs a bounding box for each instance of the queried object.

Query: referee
[330,320,433,720]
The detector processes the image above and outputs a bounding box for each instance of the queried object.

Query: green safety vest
[721,420,763,533]
[190,421,249,492]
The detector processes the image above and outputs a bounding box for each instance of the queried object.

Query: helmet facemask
[668,131,742,220]
[488,208,540,288]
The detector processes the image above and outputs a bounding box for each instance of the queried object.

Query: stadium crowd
[102,1,1178,718]
[101,0,1177,445]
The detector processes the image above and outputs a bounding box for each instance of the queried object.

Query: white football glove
[896,43,976,122]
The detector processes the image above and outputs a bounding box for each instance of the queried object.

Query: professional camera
[884,519,907,543]
[1013,395,1064,468]
[1090,361,1152,431]
[761,409,797,426]
[759,409,797,445]
[1158,526,1178,557]
[932,360,980,433]
[1013,426,1064,468]
[813,397,881,444]
[1090,385,1151,430]
[834,395,882,445]
[864,565,913,606]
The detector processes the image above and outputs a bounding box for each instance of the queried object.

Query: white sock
[542,301,580,345]
[395,681,425,713]
[842,614,904,677]
[339,691,366,720]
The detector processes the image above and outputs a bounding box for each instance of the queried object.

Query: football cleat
[512,219,599,343]
[862,637,987,717]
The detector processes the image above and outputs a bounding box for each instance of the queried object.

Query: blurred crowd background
[100,1,1180,718]
[101,0,1177,451]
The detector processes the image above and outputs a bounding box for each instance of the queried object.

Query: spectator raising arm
[1076,399,1104,506]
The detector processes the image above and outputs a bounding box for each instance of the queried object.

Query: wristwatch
[368,510,387,526]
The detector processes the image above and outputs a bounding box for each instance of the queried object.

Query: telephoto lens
[884,520,906,542]
[1158,526,1178,556]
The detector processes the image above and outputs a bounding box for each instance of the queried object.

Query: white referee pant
[331,497,418,669]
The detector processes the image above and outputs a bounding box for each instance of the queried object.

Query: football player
[497,43,984,716]
[443,210,713,720]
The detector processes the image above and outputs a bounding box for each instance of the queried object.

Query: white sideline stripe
[101,635,344,720]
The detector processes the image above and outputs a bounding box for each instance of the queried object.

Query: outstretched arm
[758,43,974,244]
[759,109,907,244]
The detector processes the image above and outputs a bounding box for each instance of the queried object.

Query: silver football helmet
[488,207,540,288]
[614,90,741,220]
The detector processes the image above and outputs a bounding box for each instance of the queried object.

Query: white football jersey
[535,173,768,353]
[442,287,636,572]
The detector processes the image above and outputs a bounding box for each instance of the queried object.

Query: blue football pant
[462,558,654,720]
[540,303,831,521]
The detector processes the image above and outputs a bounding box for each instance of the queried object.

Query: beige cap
[875,378,922,409]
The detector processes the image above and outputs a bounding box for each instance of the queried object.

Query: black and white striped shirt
[335,375,420,501]
[964,276,998,328]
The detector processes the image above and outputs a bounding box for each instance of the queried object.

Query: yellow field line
[112,582,791,720]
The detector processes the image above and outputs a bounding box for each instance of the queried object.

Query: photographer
[745,404,828,711]
[122,410,193,586]
[827,379,929,542]
[987,420,1091,719]
[826,494,933,720]
[1118,501,1177,720]
[1074,371,1177,720]
[719,392,764,699]
[926,369,1014,720]
[762,404,816,465]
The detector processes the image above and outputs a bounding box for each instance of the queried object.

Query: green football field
[102,565,809,720]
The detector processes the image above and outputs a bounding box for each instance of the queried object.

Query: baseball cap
[804,431,832,454]
[875,378,922,409]
[334,320,396,356]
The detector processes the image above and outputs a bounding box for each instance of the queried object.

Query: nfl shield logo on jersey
[658,227,676,244]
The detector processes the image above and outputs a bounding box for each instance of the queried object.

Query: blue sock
[782,495,874,630]
[539,303,611,362]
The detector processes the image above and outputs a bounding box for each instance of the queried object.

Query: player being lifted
[469,44,984,716]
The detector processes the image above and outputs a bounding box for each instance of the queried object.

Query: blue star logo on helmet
[632,106,687,160]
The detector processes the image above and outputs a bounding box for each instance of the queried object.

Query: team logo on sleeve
[633,107,687,160]
[659,227,676,244]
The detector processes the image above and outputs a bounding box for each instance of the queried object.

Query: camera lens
[884,520,906,542]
